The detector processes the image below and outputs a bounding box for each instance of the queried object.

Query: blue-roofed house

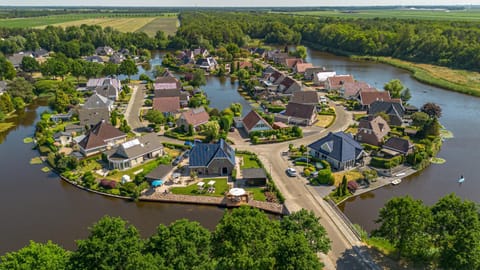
[188,139,236,176]
[308,132,365,171]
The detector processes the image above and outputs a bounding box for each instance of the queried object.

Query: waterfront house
[85,55,104,63]
[282,58,303,69]
[356,116,391,146]
[176,107,210,132]
[189,139,235,176]
[77,120,127,156]
[293,63,313,74]
[290,91,319,106]
[196,57,217,71]
[325,75,355,91]
[95,46,114,56]
[109,53,125,64]
[78,93,114,127]
[368,100,405,126]
[312,70,337,86]
[154,89,189,107]
[357,91,392,110]
[107,133,164,170]
[193,47,210,58]
[154,76,181,91]
[308,132,365,171]
[278,77,302,95]
[275,102,317,126]
[242,110,272,134]
[340,81,376,99]
[382,137,414,156]
[242,168,267,186]
[152,96,181,116]
[87,77,122,100]
[54,131,73,147]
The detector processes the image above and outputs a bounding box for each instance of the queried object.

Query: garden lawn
[332,170,363,186]
[170,178,229,197]
[245,187,267,201]
[315,115,334,128]
[237,153,261,169]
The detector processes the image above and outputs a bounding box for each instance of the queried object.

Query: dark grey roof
[110,133,163,160]
[189,139,235,168]
[83,93,113,109]
[78,107,110,127]
[284,102,316,120]
[383,137,413,154]
[368,101,405,118]
[242,168,267,179]
[33,48,49,57]
[290,91,319,104]
[145,164,174,180]
[86,55,104,63]
[308,132,364,163]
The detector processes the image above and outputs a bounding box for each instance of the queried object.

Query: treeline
[0,207,330,270]
[175,12,480,70]
[373,193,480,269]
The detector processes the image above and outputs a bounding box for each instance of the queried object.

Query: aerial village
[6,44,440,207]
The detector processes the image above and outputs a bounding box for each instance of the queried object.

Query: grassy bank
[352,56,480,97]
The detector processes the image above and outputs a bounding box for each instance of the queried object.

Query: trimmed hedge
[370,155,404,169]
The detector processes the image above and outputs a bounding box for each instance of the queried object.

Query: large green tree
[212,206,280,269]
[190,69,207,87]
[431,194,480,270]
[146,219,213,270]
[383,79,404,99]
[6,77,35,104]
[280,209,331,254]
[274,232,323,270]
[69,216,143,270]
[20,56,40,74]
[0,55,16,80]
[119,59,137,80]
[0,241,70,270]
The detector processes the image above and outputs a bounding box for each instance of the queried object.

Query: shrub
[370,156,403,169]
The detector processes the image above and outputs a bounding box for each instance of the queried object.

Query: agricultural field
[281,8,480,21]
[0,13,178,36]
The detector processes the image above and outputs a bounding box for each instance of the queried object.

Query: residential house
[271,52,290,64]
[176,107,210,131]
[357,91,392,110]
[278,77,302,95]
[33,48,49,58]
[275,102,317,126]
[95,46,114,56]
[368,100,405,126]
[109,53,125,64]
[382,137,414,156]
[242,168,267,186]
[304,67,328,80]
[78,93,114,127]
[264,69,286,86]
[85,55,104,63]
[152,96,181,116]
[242,110,272,134]
[325,75,355,91]
[356,116,391,146]
[340,81,375,99]
[154,89,189,107]
[308,132,365,170]
[53,131,73,147]
[312,70,337,86]
[290,91,319,106]
[189,139,235,176]
[237,61,253,70]
[154,76,181,91]
[107,133,164,170]
[0,81,7,95]
[293,63,313,74]
[77,120,127,156]
[282,58,303,69]
[65,124,85,135]
[193,48,209,58]
[196,57,217,71]
[87,77,122,100]
[250,48,266,58]
[8,52,33,68]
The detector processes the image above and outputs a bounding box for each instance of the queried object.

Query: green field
[0,13,178,36]
[281,9,480,21]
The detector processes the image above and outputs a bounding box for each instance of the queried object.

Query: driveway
[125,84,147,133]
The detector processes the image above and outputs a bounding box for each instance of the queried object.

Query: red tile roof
[295,63,314,73]
[284,58,303,68]
[359,91,392,106]
[342,81,373,98]
[238,61,253,69]
[153,97,180,113]
[180,107,210,127]
[242,110,271,132]
[327,75,355,89]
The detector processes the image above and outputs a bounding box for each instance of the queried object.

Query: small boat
[458,175,465,183]
[391,179,402,185]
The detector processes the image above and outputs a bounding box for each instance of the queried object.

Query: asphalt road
[125,84,147,133]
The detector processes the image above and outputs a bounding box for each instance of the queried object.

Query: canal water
[305,48,480,232]
[0,100,224,255]
[0,47,477,254]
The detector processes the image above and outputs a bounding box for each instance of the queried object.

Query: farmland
[280,8,480,21]
[0,13,178,36]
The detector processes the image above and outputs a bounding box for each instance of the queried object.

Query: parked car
[286,167,297,177]
[172,155,184,166]
[184,141,194,147]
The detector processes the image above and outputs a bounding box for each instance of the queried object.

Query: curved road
[230,102,382,269]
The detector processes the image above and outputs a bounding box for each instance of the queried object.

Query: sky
[1,0,478,7]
